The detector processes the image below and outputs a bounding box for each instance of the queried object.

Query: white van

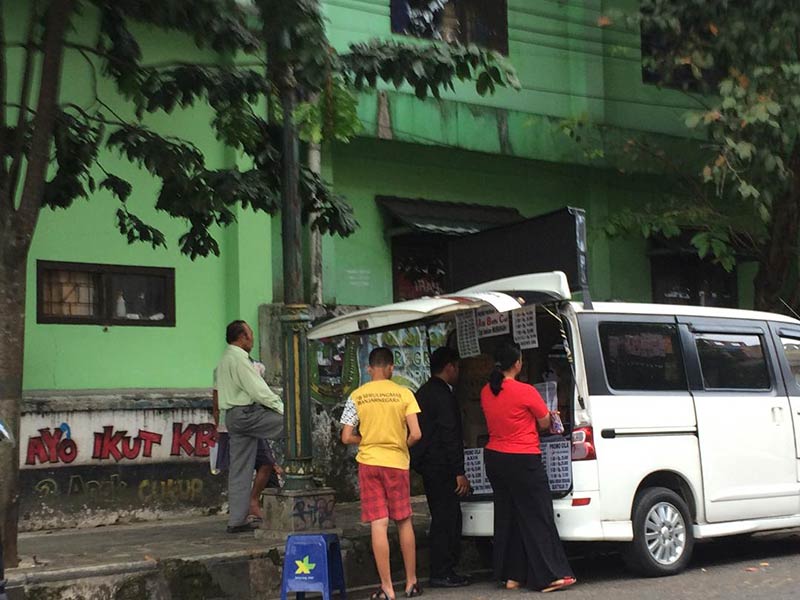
[309,271,800,576]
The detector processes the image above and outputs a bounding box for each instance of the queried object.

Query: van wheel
[623,487,694,577]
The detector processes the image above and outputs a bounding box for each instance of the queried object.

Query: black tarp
[447,207,591,304]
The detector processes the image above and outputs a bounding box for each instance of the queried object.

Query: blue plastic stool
[280,533,347,600]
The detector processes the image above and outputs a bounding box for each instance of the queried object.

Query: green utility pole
[278,28,314,491]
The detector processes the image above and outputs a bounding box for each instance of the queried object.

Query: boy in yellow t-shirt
[340,347,422,600]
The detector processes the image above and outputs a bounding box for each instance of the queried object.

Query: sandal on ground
[542,577,577,593]
[505,580,522,590]
[370,588,395,600]
[405,583,422,598]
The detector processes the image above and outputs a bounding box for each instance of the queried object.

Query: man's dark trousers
[420,465,462,578]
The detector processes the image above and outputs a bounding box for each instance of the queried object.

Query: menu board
[456,310,481,358]
[512,305,539,349]
[464,447,493,495]
[464,442,572,495]
[541,437,572,493]
[475,306,510,338]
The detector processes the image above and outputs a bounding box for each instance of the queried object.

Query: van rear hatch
[308,272,571,340]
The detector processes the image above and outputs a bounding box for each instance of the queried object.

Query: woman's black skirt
[484,448,574,589]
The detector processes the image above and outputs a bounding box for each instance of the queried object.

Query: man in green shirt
[216,320,284,533]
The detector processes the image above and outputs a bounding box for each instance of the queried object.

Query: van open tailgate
[308,271,571,339]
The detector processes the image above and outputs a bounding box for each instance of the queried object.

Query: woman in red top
[480,344,575,593]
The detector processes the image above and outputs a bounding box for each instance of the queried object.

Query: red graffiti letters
[26,428,78,465]
[25,421,216,466]
[92,427,163,462]
[170,423,215,457]
[138,430,163,457]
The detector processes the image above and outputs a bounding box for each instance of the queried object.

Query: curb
[8,559,158,586]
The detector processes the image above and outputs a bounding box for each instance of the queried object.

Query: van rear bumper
[461,493,633,541]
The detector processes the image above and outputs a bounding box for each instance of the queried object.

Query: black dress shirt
[410,376,465,475]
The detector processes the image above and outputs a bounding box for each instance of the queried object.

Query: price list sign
[475,306,510,338]
[541,437,572,493]
[463,448,493,495]
[456,310,481,358]
[512,305,539,349]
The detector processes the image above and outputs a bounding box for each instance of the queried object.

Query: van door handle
[772,406,784,424]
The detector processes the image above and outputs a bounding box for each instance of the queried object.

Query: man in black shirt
[411,347,471,588]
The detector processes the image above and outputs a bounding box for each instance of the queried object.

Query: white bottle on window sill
[115,292,126,317]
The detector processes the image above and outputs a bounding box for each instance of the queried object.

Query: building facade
[17,0,751,528]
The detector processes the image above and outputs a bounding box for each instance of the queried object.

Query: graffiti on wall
[310,323,452,404]
[291,495,336,531]
[21,408,216,469]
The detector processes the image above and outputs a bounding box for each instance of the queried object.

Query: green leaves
[100,175,133,203]
[341,40,520,100]
[37,1,512,261]
[294,77,361,144]
[43,111,104,210]
[116,207,167,249]
[300,167,358,238]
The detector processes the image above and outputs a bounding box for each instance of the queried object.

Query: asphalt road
[426,532,800,600]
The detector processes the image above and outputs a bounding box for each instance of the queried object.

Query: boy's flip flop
[370,588,395,600]
[542,577,577,593]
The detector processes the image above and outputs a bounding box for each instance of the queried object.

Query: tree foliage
[0,0,521,261]
[0,0,520,566]
[579,1,800,311]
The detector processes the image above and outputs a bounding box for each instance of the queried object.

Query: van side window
[694,333,770,390]
[779,337,800,389]
[599,323,686,391]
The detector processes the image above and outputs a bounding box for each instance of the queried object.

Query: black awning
[377,196,523,236]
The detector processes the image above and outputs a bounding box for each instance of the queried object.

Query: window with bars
[391,0,508,54]
[37,261,175,326]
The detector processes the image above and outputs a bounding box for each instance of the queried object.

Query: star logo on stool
[295,555,316,575]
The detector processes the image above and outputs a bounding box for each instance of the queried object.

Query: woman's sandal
[541,576,577,593]
[505,580,522,590]
[370,588,395,600]
[404,582,423,598]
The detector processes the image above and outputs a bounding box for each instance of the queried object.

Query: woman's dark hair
[488,344,522,396]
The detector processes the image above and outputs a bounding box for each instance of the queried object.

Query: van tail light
[571,426,596,461]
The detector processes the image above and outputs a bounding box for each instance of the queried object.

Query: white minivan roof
[575,301,800,325]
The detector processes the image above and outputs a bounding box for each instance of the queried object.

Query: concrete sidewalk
[6,496,488,599]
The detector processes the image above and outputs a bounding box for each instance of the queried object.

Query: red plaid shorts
[357,463,412,523]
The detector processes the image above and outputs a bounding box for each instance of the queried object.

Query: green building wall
[19,2,730,392]
[19,6,271,390]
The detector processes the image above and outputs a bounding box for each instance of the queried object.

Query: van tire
[623,487,694,577]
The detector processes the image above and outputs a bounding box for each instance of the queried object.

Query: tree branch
[65,42,265,71]
[73,47,129,124]
[3,1,39,214]
[13,0,75,245]
[60,102,128,129]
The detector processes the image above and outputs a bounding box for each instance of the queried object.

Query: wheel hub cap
[643,501,686,565]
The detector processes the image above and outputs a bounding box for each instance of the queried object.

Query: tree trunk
[0,0,74,567]
[754,145,800,314]
[0,255,26,568]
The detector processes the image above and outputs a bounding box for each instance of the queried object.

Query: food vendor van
[308,270,800,577]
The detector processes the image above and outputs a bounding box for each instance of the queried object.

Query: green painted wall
[19,7,273,391]
[322,0,699,160]
[326,138,654,306]
[15,2,748,393]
